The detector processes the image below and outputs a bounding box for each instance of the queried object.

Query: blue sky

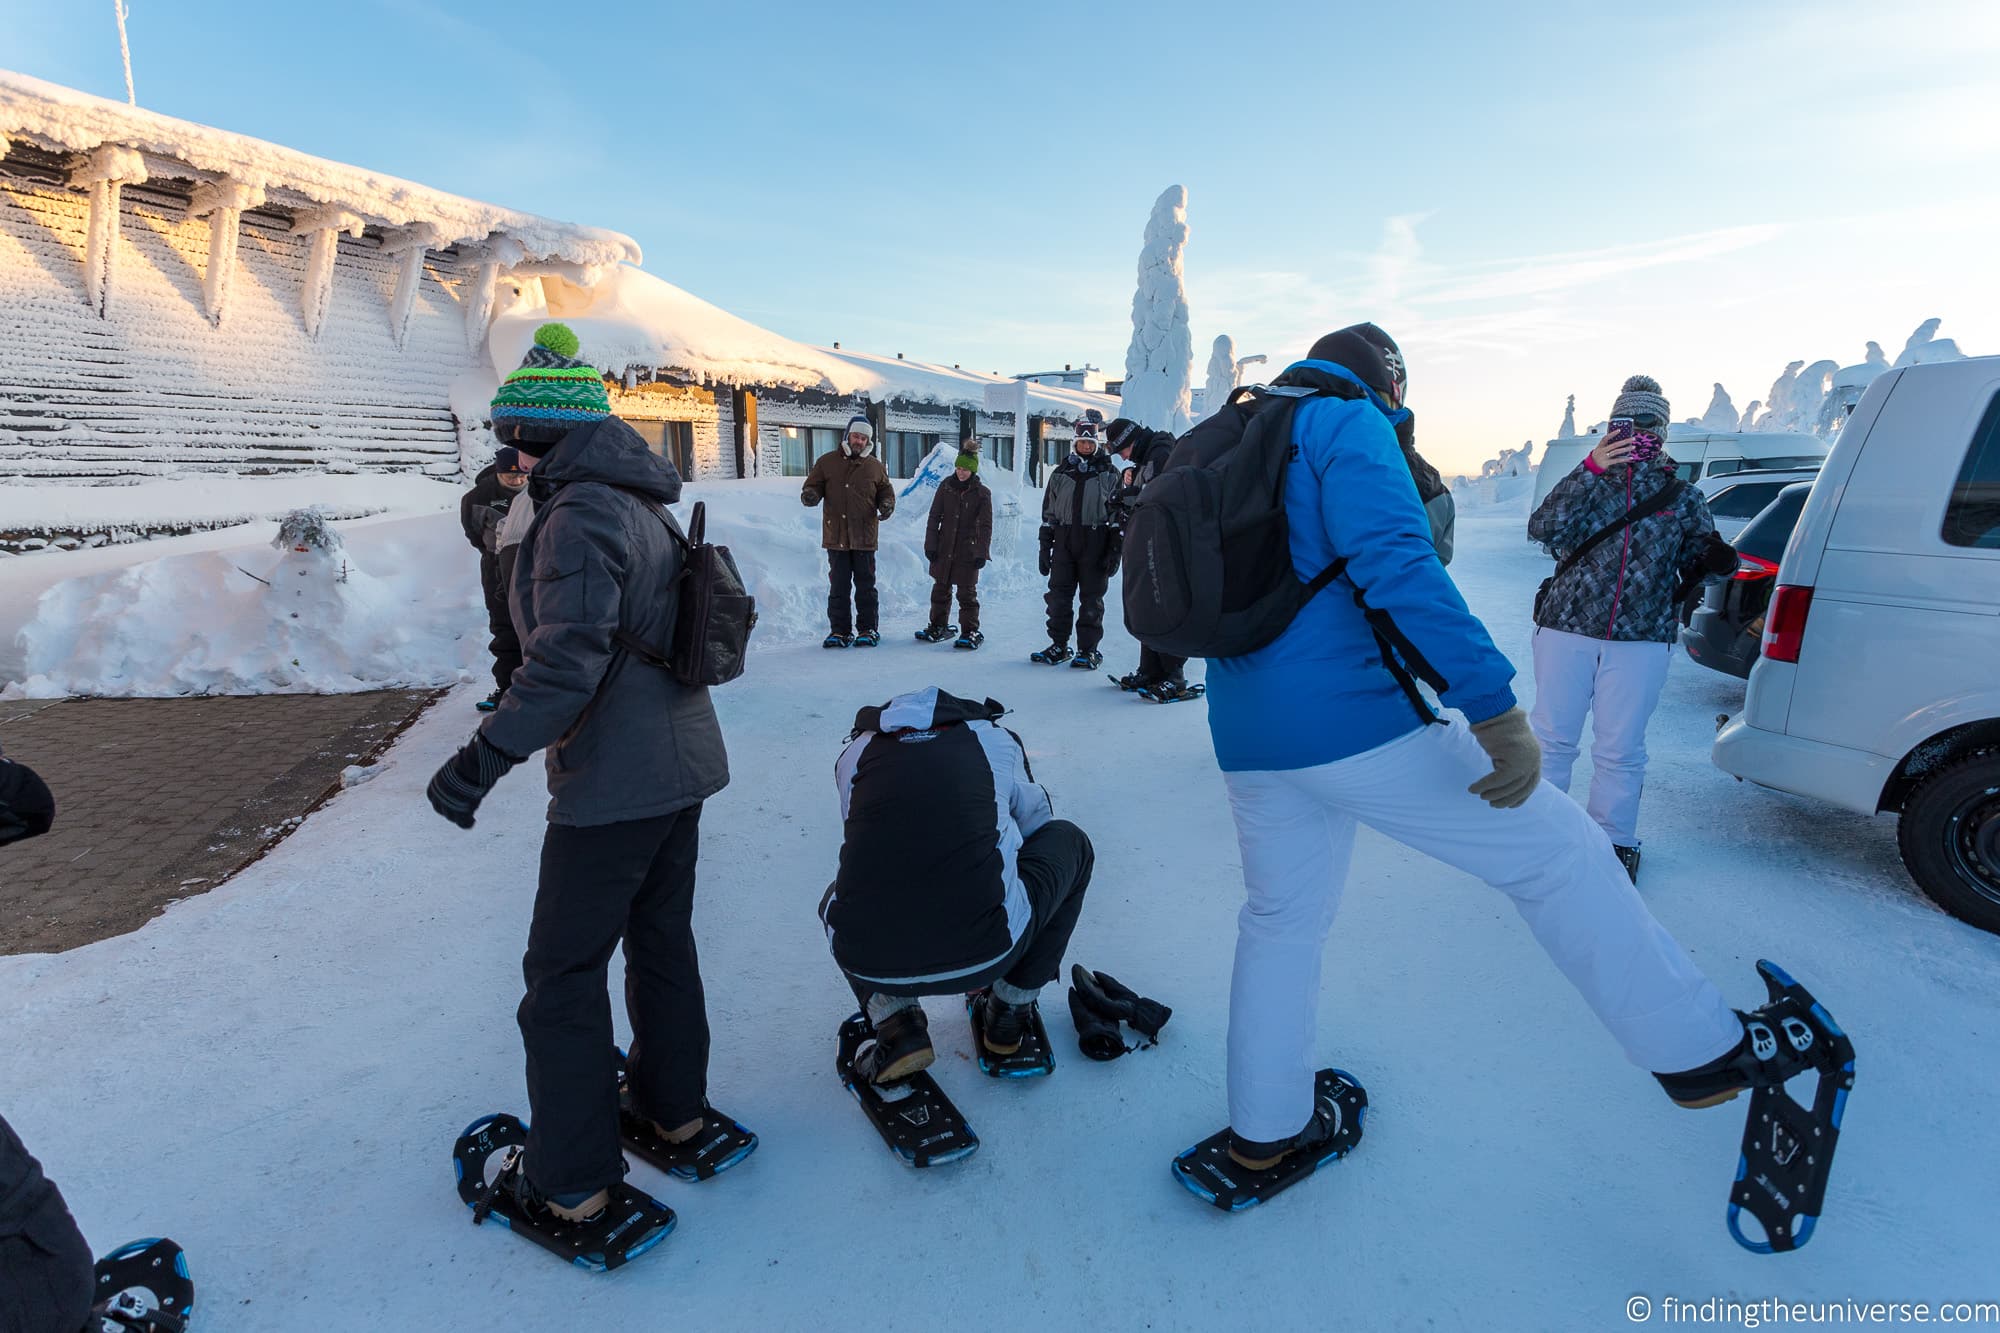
[7,0,1996,472]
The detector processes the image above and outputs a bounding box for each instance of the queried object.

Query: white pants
[1528,628,1674,848]
[1221,723,1739,1143]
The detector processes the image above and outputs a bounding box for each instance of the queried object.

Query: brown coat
[801,447,896,551]
[925,474,992,578]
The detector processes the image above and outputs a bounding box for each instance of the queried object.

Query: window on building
[983,434,1014,471]
[1943,393,2000,550]
[882,431,935,479]
[780,426,843,477]
[629,420,694,477]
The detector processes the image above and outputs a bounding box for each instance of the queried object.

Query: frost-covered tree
[1739,400,1764,432]
[1202,334,1237,421]
[1894,318,1966,368]
[1557,395,1577,439]
[1696,383,1739,432]
[1120,185,1194,434]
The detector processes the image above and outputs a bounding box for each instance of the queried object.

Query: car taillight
[1731,553,1780,581]
[1761,585,1814,662]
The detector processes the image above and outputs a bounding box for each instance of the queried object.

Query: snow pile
[1119,186,1194,434]
[1453,440,1538,508]
[0,475,459,543]
[8,511,482,697]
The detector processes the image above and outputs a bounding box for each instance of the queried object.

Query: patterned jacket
[1528,456,1718,643]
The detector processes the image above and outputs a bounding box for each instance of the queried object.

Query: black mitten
[1072,964,1172,1043]
[426,732,518,829]
[1068,986,1127,1061]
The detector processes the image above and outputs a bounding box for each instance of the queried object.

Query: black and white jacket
[819,688,1054,988]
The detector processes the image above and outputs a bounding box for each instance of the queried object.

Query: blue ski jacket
[1205,360,1518,772]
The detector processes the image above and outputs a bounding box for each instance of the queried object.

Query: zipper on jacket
[1606,469,1633,636]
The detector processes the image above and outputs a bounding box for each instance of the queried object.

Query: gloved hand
[1466,707,1542,809]
[976,558,988,570]
[426,732,519,829]
[1102,534,1124,578]
[478,505,505,554]
[1038,525,1054,577]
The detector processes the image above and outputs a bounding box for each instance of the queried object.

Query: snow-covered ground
[4,500,1994,1331]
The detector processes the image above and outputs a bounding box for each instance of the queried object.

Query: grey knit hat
[1610,374,1670,428]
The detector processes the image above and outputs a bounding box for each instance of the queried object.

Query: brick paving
[0,690,439,955]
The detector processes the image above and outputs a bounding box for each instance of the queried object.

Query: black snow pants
[1044,528,1113,653]
[827,550,880,637]
[481,551,522,692]
[519,804,710,1198]
[0,1113,93,1333]
[845,819,1095,1004]
[1138,645,1188,684]
[928,561,981,635]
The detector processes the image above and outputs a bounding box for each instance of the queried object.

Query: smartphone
[1605,417,1636,444]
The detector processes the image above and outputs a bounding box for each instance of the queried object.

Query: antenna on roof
[113,0,136,104]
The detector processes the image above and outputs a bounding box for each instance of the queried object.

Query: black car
[1679,481,1814,679]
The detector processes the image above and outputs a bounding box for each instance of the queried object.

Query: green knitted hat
[954,451,979,473]
[489,322,611,437]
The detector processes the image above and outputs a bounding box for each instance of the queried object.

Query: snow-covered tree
[1894,318,1966,368]
[1739,400,1764,432]
[1696,383,1739,432]
[1557,395,1577,439]
[1202,334,1237,421]
[1120,185,1194,434]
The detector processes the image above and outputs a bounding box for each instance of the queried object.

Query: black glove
[426,732,518,829]
[976,558,988,570]
[1070,964,1172,1043]
[1102,533,1124,577]
[1038,524,1054,577]
[924,547,937,563]
[0,754,55,847]
[1068,987,1128,1061]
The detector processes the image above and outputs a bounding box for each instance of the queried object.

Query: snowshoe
[836,1013,979,1168]
[1069,649,1104,671]
[1030,643,1074,665]
[475,689,504,713]
[823,633,853,649]
[1614,844,1642,882]
[453,1113,676,1271]
[91,1239,193,1333]
[914,624,956,643]
[966,991,1055,1078]
[1172,1068,1367,1212]
[953,631,984,650]
[613,1049,757,1182]
[852,630,881,648]
[1110,672,1154,692]
[1138,679,1205,705]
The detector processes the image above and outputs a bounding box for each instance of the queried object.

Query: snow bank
[0,474,459,540]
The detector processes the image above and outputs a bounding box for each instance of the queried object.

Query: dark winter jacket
[925,475,992,577]
[1109,426,1179,526]
[459,463,517,556]
[481,417,730,826]
[1528,455,1718,643]
[0,1112,94,1333]
[818,688,1054,988]
[801,446,896,551]
[1041,450,1120,532]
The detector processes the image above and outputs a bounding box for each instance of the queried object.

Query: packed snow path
[4,505,1993,1330]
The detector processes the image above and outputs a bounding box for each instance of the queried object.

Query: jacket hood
[852,686,1004,736]
[530,417,683,504]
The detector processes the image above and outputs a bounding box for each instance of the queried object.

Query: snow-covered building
[0,70,636,482]
[1015,364,1109,393]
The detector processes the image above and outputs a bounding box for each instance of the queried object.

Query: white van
[1712,356,2000,934]
[1530,430,1828,511]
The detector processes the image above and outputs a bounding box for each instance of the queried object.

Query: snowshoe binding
[1030,643,1074,665]
[1137,679,1205,704]
[91,1239,193,1333]
[836,1013,978,1168]
[613,1049,757,1181]
[1111,672,1152,692]
[823,633,853,649]
[475,689,504,713]
[1069,649,1104,671]
[453,1113,676,1271]
[953,630,984,650]
[852,630,881,648]
[1614,844,1642,882]
[1172,1068,1368,1212]
[914,624,956,643]
[966,991,1055,1078]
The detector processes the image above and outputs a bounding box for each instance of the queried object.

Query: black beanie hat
[0,755,55,846]
[1306,323,1404,406]
[493,445,522,473]
[1105,417,1141,451]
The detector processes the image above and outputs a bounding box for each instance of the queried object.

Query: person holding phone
[1526,375,1721,881]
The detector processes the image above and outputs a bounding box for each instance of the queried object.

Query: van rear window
[1943,393,2000,550]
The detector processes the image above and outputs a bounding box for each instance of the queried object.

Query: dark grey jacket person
[0,1112,93,1333]
[481,417,729,826]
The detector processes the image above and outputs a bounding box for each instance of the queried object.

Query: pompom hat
[488,322,611,443]
[1610,374,1671,429]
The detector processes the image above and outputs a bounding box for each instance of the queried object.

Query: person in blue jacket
[1201,329,1756,1173]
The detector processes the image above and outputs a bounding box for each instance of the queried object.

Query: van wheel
[1898,748,2000,936]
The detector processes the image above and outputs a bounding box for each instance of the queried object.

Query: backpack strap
[1552,478,1685,581]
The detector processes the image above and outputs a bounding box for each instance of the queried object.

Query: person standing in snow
[459,445,533,712]
[1032,413,1122,672]
[818,688,1094,1081]
[801,416,896,649]
[1105,416,1197,699]
[1526,375,1723,882]
[917,445,992,650]
[1190,331,1767,1176]
[425,322,754,1237]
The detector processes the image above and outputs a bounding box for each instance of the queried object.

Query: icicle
[463,234,525,354]
[291,206,366,340]
[380,222,441,349]
[75,145,148,318]
[187,177,266,327]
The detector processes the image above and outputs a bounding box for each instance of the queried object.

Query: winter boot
[977,994,1036,1056]
[1227,1073,1351,1170]
[1141,678,1205,704]
[853,1007,934,1084]
[1113,672,1155,692]
[1655,1000,1828,1109]
[823,632,853,649]
[476,688,505,713]
[915,624,955,643]
[1030,642,1074,665]
[853,630,881,648]
[953,630,984,650]
[1069,649,1104,671]
[1614,845,1642,882]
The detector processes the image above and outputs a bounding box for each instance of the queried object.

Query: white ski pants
[1221,722,1740,1143]
[1528,628,1674,847]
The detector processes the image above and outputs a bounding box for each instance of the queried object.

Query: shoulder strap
[1553,479,1684,580]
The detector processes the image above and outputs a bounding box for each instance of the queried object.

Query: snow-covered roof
[490,265,1118,422]
[0,70,638,269]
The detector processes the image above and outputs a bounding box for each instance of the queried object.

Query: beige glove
[1467,708,1542,809]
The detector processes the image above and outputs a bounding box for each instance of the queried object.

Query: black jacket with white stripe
[819,688,1053,988]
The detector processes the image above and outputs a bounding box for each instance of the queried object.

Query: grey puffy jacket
[1528,456,1717,644]
[481,418,730,826]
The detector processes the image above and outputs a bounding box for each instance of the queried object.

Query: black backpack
[1119,371,1450,664]
[619,500,758,688]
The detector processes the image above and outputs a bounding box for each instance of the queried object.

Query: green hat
[489,322,611,442]
[954,451,979,473]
